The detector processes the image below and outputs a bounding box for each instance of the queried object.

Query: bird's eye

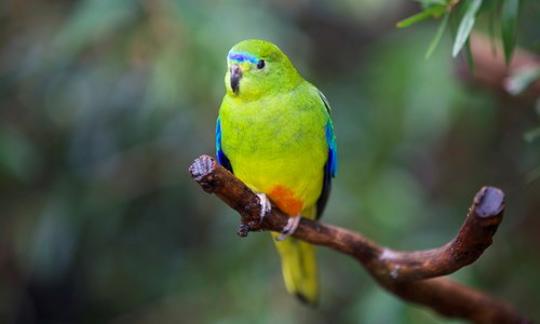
[256,59,265,69]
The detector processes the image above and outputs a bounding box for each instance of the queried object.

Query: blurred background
[1,0,539,323]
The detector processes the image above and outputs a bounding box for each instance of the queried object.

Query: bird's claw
[237,223,250,237]
[236,193,271,237]
[276,216,301,241]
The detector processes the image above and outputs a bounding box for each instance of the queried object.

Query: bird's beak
[230,64,242,94]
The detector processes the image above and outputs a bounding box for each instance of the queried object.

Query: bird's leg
[256,193,272,223]
[276,215,301,241]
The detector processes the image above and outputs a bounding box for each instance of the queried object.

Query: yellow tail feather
[271,232,318,305]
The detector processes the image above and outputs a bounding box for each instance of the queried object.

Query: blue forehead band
[228,51,259,64]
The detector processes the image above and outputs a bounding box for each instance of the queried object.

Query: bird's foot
[256,193,272,223]
[276,216,301,241]
[237,193,271,237]
[237,223,251,237]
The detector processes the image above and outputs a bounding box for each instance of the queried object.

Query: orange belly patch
[268,185,303,216]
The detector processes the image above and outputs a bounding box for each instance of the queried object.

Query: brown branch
[189,155,530,323]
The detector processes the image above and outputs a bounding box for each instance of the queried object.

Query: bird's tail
[271,210,318,305]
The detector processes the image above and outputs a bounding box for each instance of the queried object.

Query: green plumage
[216,39,337,305]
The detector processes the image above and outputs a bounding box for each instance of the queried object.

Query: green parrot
[216,39,337,305]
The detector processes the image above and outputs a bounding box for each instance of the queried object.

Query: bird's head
[224,39,302,100]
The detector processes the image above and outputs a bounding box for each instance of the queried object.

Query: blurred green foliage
[398,0,522,62]
[1,0,539,323]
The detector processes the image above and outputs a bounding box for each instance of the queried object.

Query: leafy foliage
[398,0,521,62]
[501,0,520,63]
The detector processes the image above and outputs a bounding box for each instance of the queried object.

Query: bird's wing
[316,91,338,219]
[216,117,233,172]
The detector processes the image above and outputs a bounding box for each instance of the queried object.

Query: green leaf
[501,0,520,64]
[415,0,447,7]
[452,0,483,57]
[505,67,540,95]
[488,0,502,51]
[464,38,475,71]
[396,5,446,28]
[425,12,450,59]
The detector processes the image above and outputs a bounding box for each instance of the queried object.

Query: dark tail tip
[295,293,318,307]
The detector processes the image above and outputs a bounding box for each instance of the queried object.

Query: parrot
[215,39,337,305]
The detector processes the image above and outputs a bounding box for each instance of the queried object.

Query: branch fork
[188,154,529,323]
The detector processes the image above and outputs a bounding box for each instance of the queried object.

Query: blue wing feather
[325,122,338,177]
[216,118,233,172]
[319,91,338,177]
[316,92,338,219]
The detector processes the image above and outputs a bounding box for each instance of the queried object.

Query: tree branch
[189,155,530,323]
